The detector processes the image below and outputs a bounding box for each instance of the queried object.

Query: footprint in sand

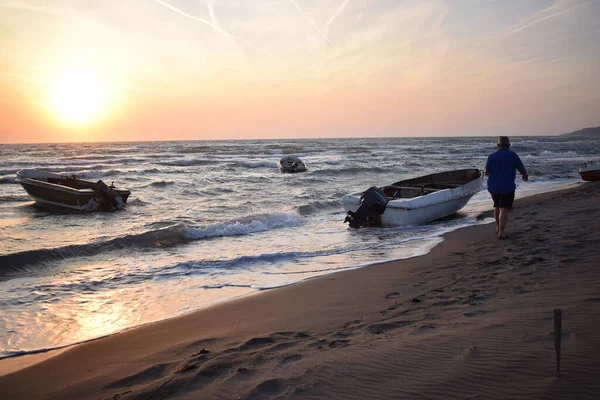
[367,321,411,335]
[343,319,362,329]
[246,378,288,398]
[328,339,350,348]
[278,354,302,365]
[463,345,478,357]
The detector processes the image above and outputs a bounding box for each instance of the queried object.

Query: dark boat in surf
[16,169,131,211]
[579,161,600,182]
[277,156,307,173]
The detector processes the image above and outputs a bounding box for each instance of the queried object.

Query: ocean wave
[238,161,278,169]
[185,212,302,240]
[158,159,214,166]
[127,198,149,206]
[539,150,578,157]
[296,200,342,216]
[309,166,389,176]
[0,224,188,274]
[177,146,213,154]
[0,176,17,184]
[0,194,31,202]
[148,181,176,188]
[170,226,463,278]
[74,170,123,179]
[1,212,301,273]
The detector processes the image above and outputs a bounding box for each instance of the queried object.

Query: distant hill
[561,126,600,137]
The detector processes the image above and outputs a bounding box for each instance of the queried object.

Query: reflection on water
[0,216,490,357]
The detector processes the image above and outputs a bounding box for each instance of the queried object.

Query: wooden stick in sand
[554,308,562,377]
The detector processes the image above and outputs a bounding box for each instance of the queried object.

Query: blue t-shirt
[485,149,525,194]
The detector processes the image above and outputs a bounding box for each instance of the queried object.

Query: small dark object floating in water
[278,156,307,173]
[16,169,131,211]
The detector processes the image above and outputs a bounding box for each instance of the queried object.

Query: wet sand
[1,181,599,399]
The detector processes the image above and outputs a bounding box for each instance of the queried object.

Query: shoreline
[1,181,599,399]
[0,180,577,364]
[0,182,582,363]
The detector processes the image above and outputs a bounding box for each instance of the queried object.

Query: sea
[1,136,598,360]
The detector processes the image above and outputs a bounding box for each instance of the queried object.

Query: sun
[50,66,110,125]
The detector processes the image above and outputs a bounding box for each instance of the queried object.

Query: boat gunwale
[16,176,96,196]
[16,169,131,197]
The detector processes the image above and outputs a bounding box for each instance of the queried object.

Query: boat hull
[341,169,484,227]
[16,169,131,211]
[18,181,96,210]
[579,170,600,182]
[277,156,307,173]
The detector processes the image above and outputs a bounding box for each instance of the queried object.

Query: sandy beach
[1,181,599,399]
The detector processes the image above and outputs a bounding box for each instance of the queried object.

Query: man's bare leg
[498,207,509,239]
[494,207,500,234]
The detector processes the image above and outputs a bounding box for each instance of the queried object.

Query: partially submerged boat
[16,169,131,211]
[578,161,600,182]
[278,156,307,173]
[342,169,484,228]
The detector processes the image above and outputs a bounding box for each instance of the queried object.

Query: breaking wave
[0,212,304,274]
[185,212,303,240]
[0,224,188,274]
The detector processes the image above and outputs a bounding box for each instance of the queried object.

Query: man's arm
[515,154,528,181]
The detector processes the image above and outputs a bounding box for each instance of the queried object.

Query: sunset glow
[49,66,110,126]
[0,1,599,143]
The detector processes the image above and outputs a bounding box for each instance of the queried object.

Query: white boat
[16,169,131,211]
[277,156,307,173]
[341,169,484,228]
[578,161,600,182]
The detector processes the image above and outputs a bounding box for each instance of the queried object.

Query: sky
[0,0,599,143]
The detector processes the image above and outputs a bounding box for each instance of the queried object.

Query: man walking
[485,136,528,239]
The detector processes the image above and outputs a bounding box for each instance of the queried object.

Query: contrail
[207,0,219,28]
[504,28,600,55]
[497,0,598,46]
[288,0,333,45]
[153,0,216,29]
[206,0,265,88]
[0,1,66,16]
[324,0,350,37]
[445,0,599,76]
[316,0,350,87]
[151,0,276,57]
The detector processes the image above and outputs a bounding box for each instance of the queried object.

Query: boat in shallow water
[277,156,307,173]
[578,161,600,182]
[16,169,131,211]
[342,169,484,228]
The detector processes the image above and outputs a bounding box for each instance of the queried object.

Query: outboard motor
[95,180,123,211]
[344,186,389,229]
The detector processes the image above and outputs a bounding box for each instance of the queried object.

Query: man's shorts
[491,192,515,209]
